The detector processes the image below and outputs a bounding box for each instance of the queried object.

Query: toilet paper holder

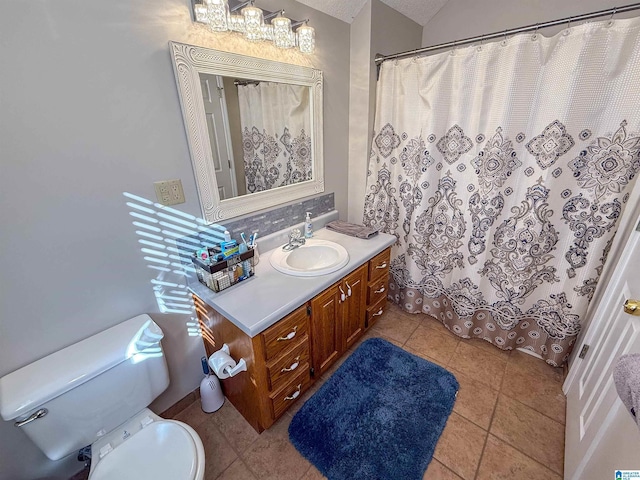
[208,344,247,379]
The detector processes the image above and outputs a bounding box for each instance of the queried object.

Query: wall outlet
[154,179,185,206]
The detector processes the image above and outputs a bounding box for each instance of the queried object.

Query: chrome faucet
[282,228,306,251]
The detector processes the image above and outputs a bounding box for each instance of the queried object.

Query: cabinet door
[310,285,342,377]
[342,265,368,351]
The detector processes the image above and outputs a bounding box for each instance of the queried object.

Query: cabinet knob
[374,286,385,294]
[372,308,384,317]
[345,281,352,297]
[339,286,346,302]
[375,262,388,269]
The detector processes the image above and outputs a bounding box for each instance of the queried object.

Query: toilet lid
[91,421,199,480]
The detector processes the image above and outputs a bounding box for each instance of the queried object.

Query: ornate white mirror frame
[169,41,324,223]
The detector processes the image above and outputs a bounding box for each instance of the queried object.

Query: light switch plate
[154,179,185,205]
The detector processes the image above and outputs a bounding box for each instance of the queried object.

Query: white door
[200,73,237,200]
[564,225,640,480]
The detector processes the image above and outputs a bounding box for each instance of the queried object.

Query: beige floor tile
[370,308,420,344]
[215,458,257,480]
[174,400,215,430]
[423,459,463,479]
[241,414,311,480]
[450,368,499,430]
[418,314,462,340]
[447,342,507,390]
[405,346,449,369]
[509,350,564,383]
[476,435,562,480]
[502,363,566,424]
[405,324,460,365]
[193,419,238,479]
[433,412,487,480]
[300,465,327,479]
[490,395,564,475]
[468,338,511,361]
[207,400,261,453]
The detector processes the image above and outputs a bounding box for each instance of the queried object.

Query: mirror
[169,41,324,222]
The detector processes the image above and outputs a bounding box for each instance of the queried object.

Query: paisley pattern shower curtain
[238,82,312,193]
[363,18,640,365]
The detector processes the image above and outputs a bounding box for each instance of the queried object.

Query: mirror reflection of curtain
[238,82,311,193]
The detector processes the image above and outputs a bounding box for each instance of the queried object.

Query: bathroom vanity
[190,229,395,432]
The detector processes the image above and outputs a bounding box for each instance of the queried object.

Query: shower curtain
[238,82,311,193]
[364,18,640,365]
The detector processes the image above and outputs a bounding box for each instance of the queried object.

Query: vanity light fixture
[190,0,316,54]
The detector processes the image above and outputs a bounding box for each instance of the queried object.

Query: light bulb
[242,5,264,42]
[204,0,229,31]
[272,15,292,48]
[297,24,315,54]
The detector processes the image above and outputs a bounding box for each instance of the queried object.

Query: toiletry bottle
[223,230,231,242]
[304,212,313,238]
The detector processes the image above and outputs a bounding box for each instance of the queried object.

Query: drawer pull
[284,384,302,401]
[277,326,297,342]
[374,286,385,294]
[375,262,388,269]
[281,356,300,373]
[372,308,384,317]
[346,281,352,297]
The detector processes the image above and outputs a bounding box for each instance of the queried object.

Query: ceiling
[294,0,449,26]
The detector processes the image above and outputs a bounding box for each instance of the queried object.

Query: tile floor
[72,303,567,480]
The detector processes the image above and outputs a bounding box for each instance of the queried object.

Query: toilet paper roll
[209,350,236,379]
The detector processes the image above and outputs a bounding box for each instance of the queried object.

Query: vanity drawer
[368,248,391,282]
[366,296,387,329]
[367,274,389,305]
[266,338,310,392]
[269,368,312,420]
[261,305,309,361]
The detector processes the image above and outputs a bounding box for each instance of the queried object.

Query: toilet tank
[0,314,170,461]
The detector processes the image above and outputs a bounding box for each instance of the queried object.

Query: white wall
[0,1,348,479]
[347,0,422,223]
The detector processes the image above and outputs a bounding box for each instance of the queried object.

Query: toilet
[0,314,205,480]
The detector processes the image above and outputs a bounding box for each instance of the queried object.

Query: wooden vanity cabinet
[193,247,391,433]
[365,248,391,329]
[309,264,368,377]
[194,296,312,433]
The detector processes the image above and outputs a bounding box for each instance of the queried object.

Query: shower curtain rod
[374,2,640,66]
[234,80,260,86]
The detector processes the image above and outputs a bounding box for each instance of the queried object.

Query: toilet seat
[90,420,204,480]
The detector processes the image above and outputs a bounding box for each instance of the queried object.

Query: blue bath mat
[289,338,458,480]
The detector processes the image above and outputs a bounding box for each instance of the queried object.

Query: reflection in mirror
[199,73,312,200]
[169,41,324,223]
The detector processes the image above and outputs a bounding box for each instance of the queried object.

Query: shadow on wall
[123,192,227,340]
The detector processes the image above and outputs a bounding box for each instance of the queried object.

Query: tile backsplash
[177,193,335,254]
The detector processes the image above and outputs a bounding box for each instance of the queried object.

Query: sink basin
[270,239,349,277]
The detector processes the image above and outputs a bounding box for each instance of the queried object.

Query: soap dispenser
[304,212,313,238]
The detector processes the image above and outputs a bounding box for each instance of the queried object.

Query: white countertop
[188,228,396,337]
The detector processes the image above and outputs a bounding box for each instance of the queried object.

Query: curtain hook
[477,34,484,51]
[608,8,617,27]
[502,29,508,45]
[532,23,539,40]
[564,16,572,36]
